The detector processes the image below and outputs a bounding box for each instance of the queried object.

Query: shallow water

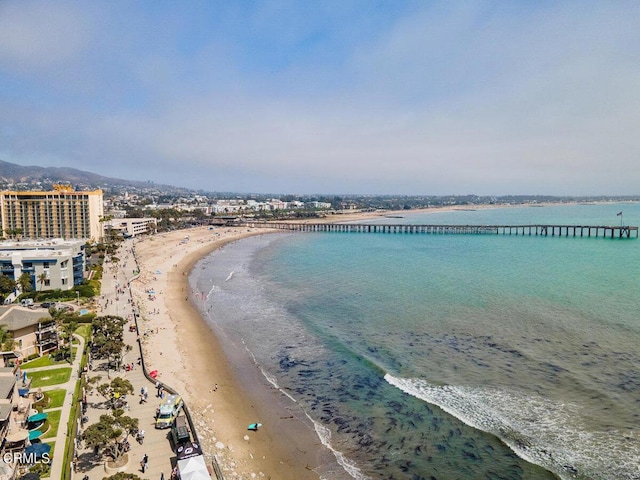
[191,204,640,480]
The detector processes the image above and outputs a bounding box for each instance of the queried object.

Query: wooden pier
[250,222,638,238]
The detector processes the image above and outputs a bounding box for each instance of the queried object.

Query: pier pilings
[249,222,638,238]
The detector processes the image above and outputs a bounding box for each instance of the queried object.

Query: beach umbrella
[24,443,51,460]
[27,412,47,423]
[18,473,40,480]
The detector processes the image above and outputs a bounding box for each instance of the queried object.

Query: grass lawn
[75,323,92,343]
[42,389,67,409]
[28,368,72,388]
[41,409,62,439]
[22,356,67,369]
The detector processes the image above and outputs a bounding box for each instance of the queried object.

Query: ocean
[190,203,640,480]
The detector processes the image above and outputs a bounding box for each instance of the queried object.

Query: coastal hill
[0,159,184,193]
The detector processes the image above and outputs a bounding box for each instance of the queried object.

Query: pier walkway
[250,223,638,238]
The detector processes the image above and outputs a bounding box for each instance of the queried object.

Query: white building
[0,239,86,293]
[104,218,157,238]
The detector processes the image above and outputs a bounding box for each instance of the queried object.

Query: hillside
[0,159,179,192]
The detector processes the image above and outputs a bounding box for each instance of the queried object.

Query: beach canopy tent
[177,442,211,480]
[28,430,43,441]
[24,443,51,461]
[177,455,210,480]
[27,412,47,423]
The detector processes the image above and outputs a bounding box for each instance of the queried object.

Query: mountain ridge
[0,159,180,191]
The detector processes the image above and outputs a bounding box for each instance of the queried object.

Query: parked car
[171,414,191,449]
[40,302,54,308]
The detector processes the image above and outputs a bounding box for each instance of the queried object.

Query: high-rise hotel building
[0,185,104,241]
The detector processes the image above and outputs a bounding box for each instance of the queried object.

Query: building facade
[0,239,86,292]
[0,185,104,241]
[104,217,157,237]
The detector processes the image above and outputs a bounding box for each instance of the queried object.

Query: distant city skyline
[1,1,639,196]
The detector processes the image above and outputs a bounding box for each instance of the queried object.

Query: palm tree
[37,273,48,292]
[18,273,33,293]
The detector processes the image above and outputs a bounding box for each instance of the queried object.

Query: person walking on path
[141,453,149,473]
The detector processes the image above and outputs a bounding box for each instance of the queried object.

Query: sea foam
[385,373,640,480]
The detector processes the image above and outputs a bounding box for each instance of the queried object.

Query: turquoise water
[191,204,640,480]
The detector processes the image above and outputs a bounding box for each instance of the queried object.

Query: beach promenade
[74,239,176,479]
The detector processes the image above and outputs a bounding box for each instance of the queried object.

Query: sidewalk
[20,333,84,480]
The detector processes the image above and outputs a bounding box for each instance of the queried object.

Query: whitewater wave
[385,373,640,480]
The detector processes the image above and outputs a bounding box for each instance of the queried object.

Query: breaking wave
[385,374,640,480]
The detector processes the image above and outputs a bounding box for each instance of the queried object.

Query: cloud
[0,1,92,73]
[1,1,639,195]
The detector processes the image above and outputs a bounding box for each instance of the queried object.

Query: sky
[1,1,639,196]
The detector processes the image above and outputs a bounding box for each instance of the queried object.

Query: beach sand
[128,205,509,479]
[131,226,330,479]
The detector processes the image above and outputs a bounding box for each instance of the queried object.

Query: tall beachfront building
[0,185,104,242]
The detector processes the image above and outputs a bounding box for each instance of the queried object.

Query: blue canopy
[28,430,43,440]
[27,412,47,423]
[24,442,51,459]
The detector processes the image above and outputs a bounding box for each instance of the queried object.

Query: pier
[250,222,638,238]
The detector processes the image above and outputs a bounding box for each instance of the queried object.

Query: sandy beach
[127,205,513,479]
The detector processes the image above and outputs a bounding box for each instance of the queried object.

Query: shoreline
[127,202,568,479]
[132,227,326,479]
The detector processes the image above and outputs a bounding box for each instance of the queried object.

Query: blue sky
[1,1,639,195]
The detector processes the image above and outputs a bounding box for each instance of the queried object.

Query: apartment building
[0,239,86,292]
[0,185,104,241]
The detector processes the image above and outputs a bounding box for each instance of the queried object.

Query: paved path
[20,332,84,480]
[73,239,176,480]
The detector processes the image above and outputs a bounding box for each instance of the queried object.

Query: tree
[91,377,134,409]
[0,274,16,303]
[82,411,138,463]
[104,473,143,480]
[58,319,77,362]
[37,273,48,292]
[91,316,128,371]
[0,325,14,352]
[18,272,33,293]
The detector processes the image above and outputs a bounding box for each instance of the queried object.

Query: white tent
[176,442,211,480]
[177,454,210,480]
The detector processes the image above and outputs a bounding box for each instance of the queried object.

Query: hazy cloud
[1,1,639,194]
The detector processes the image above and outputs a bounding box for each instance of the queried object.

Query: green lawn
[41,409,62,439]
[22,356,67,369]
[28,368,72,388]
[75,323,92,343]
[43,389,67,409]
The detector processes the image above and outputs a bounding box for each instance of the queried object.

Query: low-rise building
[0,239,86,292]
[0,306,56,361]
[104,217,157,238]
